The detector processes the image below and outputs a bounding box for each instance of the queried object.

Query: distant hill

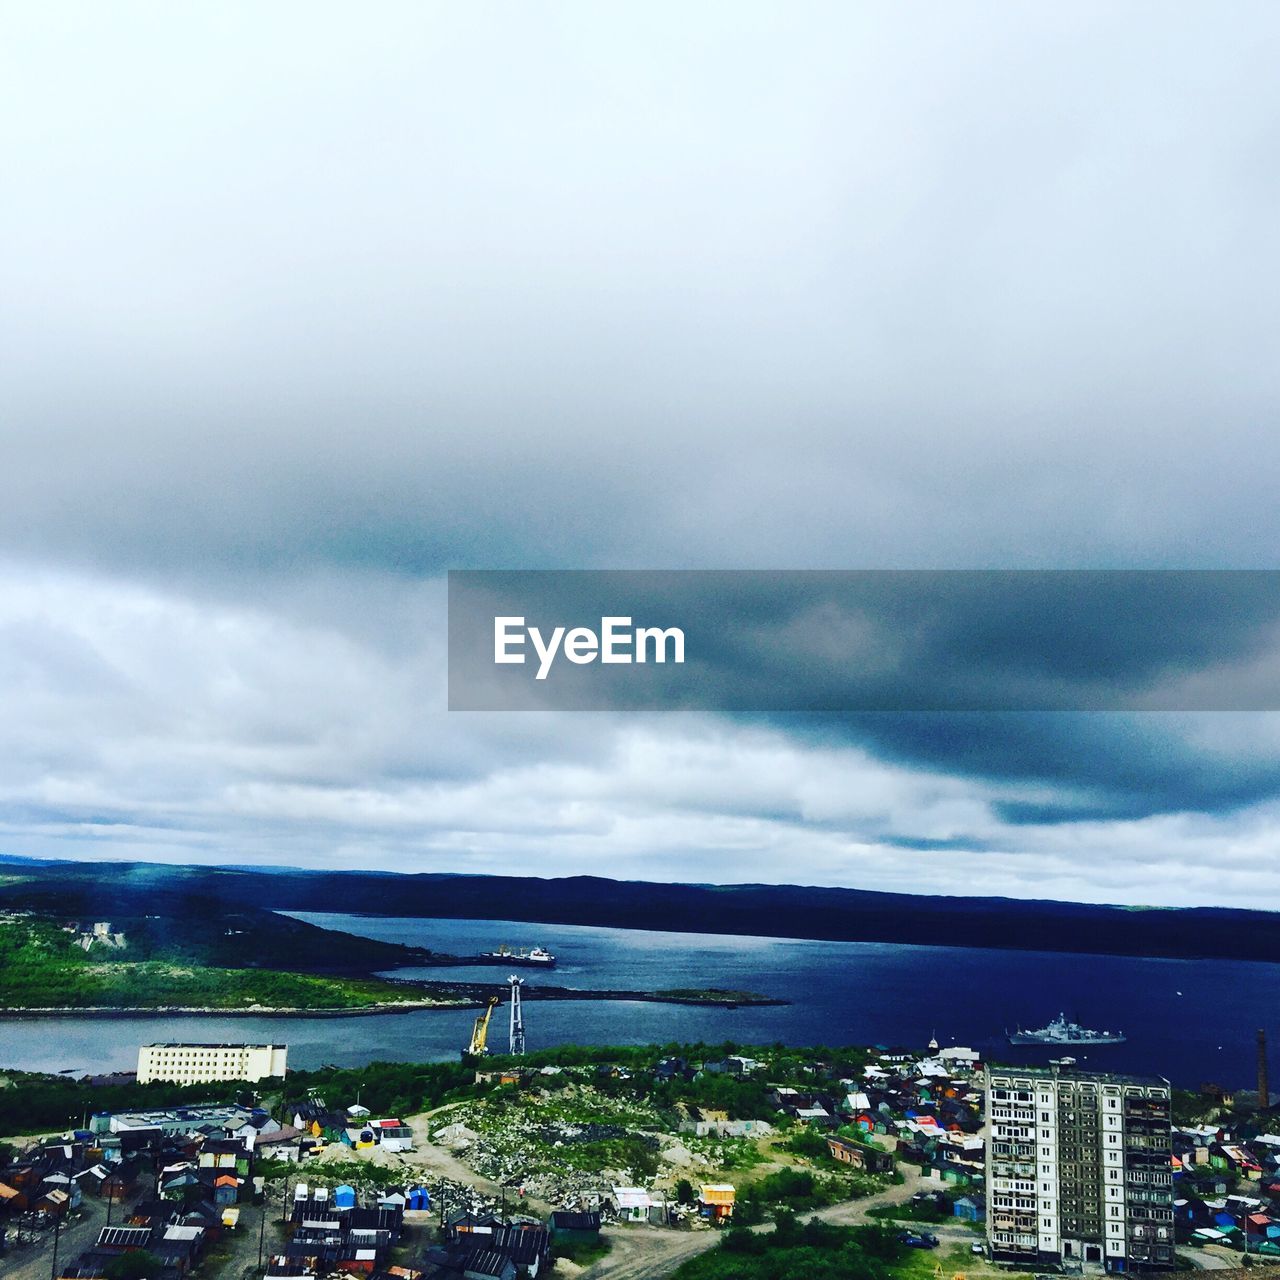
[1,855,1277,965]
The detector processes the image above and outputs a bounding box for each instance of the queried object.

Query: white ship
[479,943,556,967]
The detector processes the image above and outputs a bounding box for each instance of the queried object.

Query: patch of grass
[673,1216,907,1280]
[0,913,457,1011]
[302,1155,410,1192]
[552,1234,612,1266]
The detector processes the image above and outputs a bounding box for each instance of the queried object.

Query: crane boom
[467,995,500,1056]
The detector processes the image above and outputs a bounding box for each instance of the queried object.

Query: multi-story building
[986,1066,1173,1271]
[137,1042,288,1085]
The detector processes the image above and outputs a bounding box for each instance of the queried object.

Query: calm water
[0,913,1272,1088]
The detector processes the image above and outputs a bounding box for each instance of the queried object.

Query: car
[971,1242,985,1255]
[900,1231,941,1249]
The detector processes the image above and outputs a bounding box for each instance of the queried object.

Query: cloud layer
[2,4,1279,905]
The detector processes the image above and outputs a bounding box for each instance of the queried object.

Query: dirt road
[1,1198,107,1280]
[581,1165,930,1280]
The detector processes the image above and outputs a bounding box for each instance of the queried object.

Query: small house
[214,1174,241,1205]
[610,1187,653,1222]
[698,1184,736,1221]
[826,1135,894,1172]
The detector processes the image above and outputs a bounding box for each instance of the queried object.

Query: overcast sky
[2,2,1280,907]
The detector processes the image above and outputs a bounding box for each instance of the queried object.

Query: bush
[553,1235,611,1266]
[784,1127,829,1159]
[674,1219,907,1280]
[105,1252,164,1280]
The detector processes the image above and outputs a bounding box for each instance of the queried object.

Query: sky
[2,2,1280,907]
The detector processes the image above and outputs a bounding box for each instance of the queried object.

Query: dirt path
[580,1225,723,1280]
[1180,1244,1252,1270]
[581,1165,930,1280]
[1,1198,107,1280]
[807,1164,927,1227]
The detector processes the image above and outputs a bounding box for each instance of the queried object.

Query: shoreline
[0,1000,461,1020]
[0,988,788,1021]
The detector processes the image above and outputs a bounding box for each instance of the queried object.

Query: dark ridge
[1,855,1278,964]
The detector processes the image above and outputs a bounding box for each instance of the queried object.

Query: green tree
[105,1251,164,1280]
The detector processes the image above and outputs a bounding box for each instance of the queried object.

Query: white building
[137,1042,288,1085]
[986,1066,1173,1270]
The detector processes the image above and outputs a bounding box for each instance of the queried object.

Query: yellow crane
[467,995,501,1056]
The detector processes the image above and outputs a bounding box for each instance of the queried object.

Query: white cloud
[3,560,1280,906]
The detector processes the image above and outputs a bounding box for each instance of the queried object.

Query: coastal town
[2,1027,1278,1280]
[6,5,1278,1278]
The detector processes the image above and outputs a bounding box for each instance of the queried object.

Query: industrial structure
[467,996,500,1056]
[508,974,526,1055]
[986,1065,1173,1271]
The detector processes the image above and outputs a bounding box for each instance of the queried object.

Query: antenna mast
[508,974,526,1055]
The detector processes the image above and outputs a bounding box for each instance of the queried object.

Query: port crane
[467,995,500,1056]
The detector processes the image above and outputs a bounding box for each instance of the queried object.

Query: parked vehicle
[900,1231,940,1249]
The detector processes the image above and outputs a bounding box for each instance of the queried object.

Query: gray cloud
[3,2,1280,576]
[448,570,1280,711]
[1,4,1279,903]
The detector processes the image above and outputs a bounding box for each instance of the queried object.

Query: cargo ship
[478,944,556,968]
[1007,1013,1125,1046]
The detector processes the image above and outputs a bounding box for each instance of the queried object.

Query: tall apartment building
[137,1042,288,1085]
[986,1066,1174,1271]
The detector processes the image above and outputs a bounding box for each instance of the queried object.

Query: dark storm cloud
[448,568,1280,824]
[449,570,1280,711]
[818,712,1280,824]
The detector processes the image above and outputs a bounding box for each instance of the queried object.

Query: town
[2,1030,1278,1280]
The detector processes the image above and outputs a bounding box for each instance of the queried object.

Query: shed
[611,1187,652,1222]
[699,1184,736,1220]
[462,1249,517,1280]
[549,1210,600,1241]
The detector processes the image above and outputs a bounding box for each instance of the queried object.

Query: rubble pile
[431,1092,664,1205]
